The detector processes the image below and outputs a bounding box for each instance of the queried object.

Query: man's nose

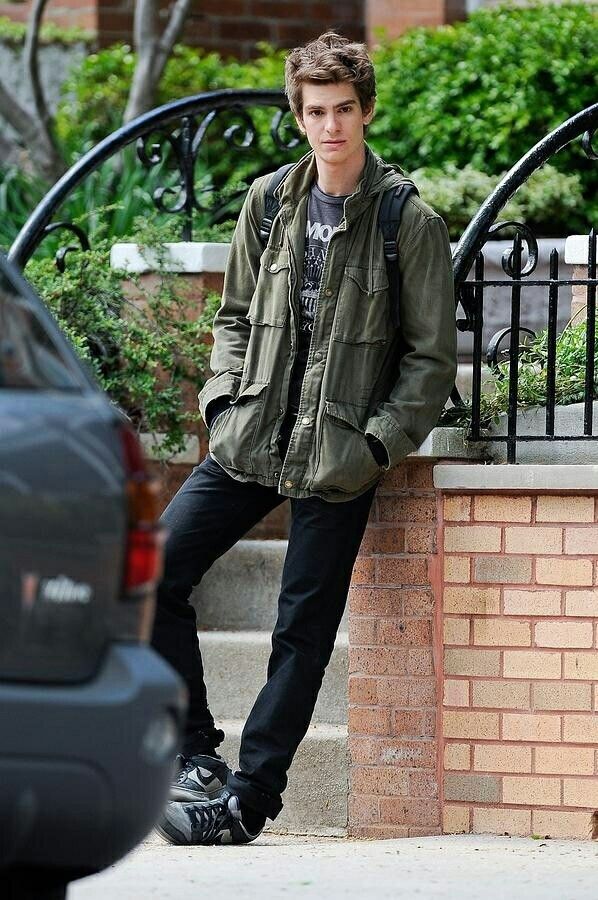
[324,114,340,133]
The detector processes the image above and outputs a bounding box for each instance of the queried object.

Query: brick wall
[348,459,442,838]
[0,1,364,56]
[441,492,598,840]
[98,0,364,57]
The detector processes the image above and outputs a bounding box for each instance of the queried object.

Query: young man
[153,31,457,846]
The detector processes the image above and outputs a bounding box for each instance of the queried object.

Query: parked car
[0,253,186,900]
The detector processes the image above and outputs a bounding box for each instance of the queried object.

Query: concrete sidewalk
[71,831,598,900]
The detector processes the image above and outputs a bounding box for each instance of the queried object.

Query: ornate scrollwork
[222,107,257,150]
[270,108,302,152]
[42,222,91,272]
[582,127,598,161]
[134,103,304,237]
[487,221,539,277]
[486,326,537,374]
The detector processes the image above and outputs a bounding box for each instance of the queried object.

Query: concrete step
[217,719,348,836]
[192,540,348,633]
[199,630,348,726]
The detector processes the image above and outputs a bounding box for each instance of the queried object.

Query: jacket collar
[276,144,411,223]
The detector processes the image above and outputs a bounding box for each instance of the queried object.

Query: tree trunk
[123,0,192,124]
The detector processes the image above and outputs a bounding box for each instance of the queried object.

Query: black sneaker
[170,751,232,802]
[156,789,264,846]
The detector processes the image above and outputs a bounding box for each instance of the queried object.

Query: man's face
[296,81,374,170]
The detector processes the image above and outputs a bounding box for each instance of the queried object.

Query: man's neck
[314,145,367,197]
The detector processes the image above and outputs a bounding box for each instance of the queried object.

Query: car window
[0,274,84,391]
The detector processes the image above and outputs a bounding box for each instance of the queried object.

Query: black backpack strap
[259,163,295,245]
[378,182,419,328]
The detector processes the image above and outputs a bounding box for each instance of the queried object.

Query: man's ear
[363,101,375,126]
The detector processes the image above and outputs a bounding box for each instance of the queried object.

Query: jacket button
[274,471,280,478]
[301,416,311,425]
[325,288,332,297]
[314,351,323,360]
[284,480,294,488]
[270,263,278,272]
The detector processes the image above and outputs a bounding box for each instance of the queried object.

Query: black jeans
[151,452,375,819]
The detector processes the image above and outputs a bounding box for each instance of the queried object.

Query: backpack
[259,163,419,329]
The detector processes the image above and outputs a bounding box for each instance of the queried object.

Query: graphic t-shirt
[287,183,347,415]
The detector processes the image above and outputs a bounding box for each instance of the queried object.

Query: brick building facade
[0,0,466,57]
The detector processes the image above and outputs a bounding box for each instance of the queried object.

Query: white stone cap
[140,432,199,465]
[110,242,230,274]
[434,463,598,491]
[565,235,597,266]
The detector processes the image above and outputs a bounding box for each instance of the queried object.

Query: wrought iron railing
[452,102,598,462]
[7,91,598,463]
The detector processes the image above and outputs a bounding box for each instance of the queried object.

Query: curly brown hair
[284,32,376,120]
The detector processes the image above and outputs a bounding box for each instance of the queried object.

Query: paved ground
[70,831,598,899]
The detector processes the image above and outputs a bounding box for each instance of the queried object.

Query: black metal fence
[7,92,598,463]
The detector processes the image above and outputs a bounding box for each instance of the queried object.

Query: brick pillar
[441,490,598,840]
[348,458,442,838]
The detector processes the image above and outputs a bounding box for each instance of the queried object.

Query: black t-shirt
[287,183,347,415]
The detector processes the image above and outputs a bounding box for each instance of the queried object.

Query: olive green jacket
[198,145,457,502]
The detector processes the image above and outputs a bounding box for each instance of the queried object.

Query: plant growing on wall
[25,215,220,458]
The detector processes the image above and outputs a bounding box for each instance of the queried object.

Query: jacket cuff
[365,412,418,469]
[198,371,242,423]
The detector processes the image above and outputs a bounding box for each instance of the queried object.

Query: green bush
[412,163,585,240]
[24,217,220,457]
[0,15,92,45]
[370,2,598,224]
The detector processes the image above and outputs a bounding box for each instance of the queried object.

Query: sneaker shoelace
[188,792,233,844]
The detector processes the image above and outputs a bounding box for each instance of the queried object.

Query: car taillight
[119,425,165,599]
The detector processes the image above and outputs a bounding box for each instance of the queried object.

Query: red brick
[408,678,437,707]
[352,557,375,584]
[406,461,436,490]
[403,590,435,616]
[371,677,410,706]
[348,676,379,705]
[409,826,442,837]
[406,526,437,553]
[349,587,402,616]
[351,766,410,796]
[380,797,440,827]
[361,526,406,554]
[392,709,436,738]
[379,465,408,490]
[408,772,439,798]
[378,496,437,524]
[407,649,435,675]
[378,618,432,646]
[349,737,437,768]
[349,706,392,735]
[376,557,429,585]
[348,795,380,826]
[348,617,378,645]
[349,647,408,676]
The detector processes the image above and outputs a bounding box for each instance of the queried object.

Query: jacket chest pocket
[248,248,290,327]
[332,265,390,345]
